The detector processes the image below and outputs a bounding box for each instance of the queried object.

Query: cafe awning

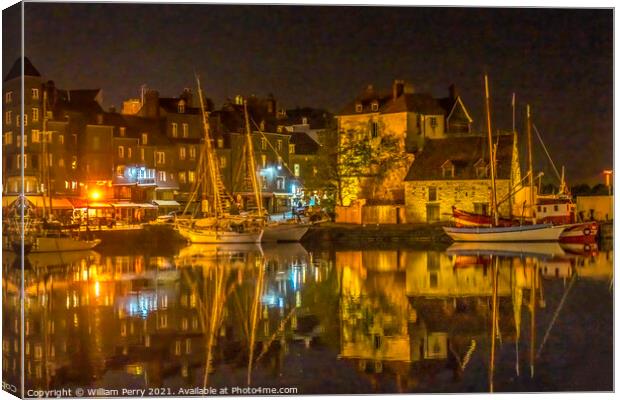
[112,202,157,209]
[2,195,74,209]
[152,200,181,207]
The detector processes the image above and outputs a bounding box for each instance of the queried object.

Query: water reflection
[2,241,612,394]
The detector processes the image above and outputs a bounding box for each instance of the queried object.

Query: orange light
[89,190,102,201]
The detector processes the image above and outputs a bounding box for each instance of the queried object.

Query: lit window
[58,158,65,168]
[32,108,39,122]
[140,148,145,161]
[48,154,52,167]
[31,88,39,100]
[158,171,166,182]
[58,134,64,145]
[294,163,300,177]
[156,151,165,164]
[3,131,12,145]
[261,154,267,168]
[179,146,186,160]
[289,144,295,154]
[5,91,12,104]
[188,171,195,183]
[220,156,226,168]
[178,101,185,113]
[371,101,379,111]
[277,140,282,151]
[141,133,148,145]
[189,146,196,160]
[171,123,178,137]
[217,138,224,148]
[118,146,125,158]
[179,172,186,183]
[261,138,267,150]
[5,111,12,125]
[127,147,132,159]
[182,123,188,138]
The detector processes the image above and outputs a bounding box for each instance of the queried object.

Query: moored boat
[443,224,566,242]
[262,221,310,242]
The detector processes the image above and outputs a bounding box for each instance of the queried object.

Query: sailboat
[175,75,263,244]
[239,106,311,242]
[443,76,565,242]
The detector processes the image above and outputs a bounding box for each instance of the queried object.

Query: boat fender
[583,228,591,236]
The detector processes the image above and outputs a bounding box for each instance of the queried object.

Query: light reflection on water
[2,242,613,394]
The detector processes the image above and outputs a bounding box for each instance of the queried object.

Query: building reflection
[1,244,612,393]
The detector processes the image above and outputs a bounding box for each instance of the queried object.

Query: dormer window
[302,117,308,125]
[441,160,455,178]
[371,101,379,112]
[474,159,488,178]
[178,100,185,113]
[355,102,363,113]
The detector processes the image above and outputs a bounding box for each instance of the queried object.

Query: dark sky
[4,4,613,184]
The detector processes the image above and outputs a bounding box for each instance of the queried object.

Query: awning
[2,195,74,209]
[112,202,157,209]
[152,200,181,207]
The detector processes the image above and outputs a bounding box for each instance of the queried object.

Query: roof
[52,88,104,116]
[338,84,448,116]
[4,57,41,82]
[281,107,333,130]
[337,85,393,115]
[404,134,515,181]
[289,131,321,155]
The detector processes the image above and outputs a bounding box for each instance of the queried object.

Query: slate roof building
[403,134,522,223]
[335,80,475,207]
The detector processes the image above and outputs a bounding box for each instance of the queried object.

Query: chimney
[142,90,160,118]
[449,84,458,100]
[392,80,405,100]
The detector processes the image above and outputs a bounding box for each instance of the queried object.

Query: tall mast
[195,74,221,218]
[484,75,499,226]
[243,100,264,218]
[526,105,536,224]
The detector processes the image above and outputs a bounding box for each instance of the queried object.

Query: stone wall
[404,179,511,223]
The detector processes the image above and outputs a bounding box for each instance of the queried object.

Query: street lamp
[603,169,613,221]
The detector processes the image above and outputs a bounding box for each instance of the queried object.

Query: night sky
[3,4,613,184]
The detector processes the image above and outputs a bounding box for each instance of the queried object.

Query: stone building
[335,80,474,206]
[403,133,521,223]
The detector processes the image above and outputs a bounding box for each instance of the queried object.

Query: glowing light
[89,189,102,201]
[94,281,100,297]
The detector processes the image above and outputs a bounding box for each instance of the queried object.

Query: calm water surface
[2,241,613,395]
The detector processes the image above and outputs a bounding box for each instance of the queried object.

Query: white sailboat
[175,75,263,244]
[443,76,564,242]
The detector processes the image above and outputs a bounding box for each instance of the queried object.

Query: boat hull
[559,222,598,244]
[17,237,101,253]
[262,223,310,242]
[177,224,263,244]
[443,224,566,242]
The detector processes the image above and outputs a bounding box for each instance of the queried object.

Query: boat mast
[526,105,536,224]
[484,75,499,226]
[243,100,264,219]
[195,75,221,218]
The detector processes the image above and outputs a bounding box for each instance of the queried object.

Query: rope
[532,123,562,183]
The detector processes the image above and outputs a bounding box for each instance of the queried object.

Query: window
[5,111,12,125]
[276,176,285,190]
[31,88,39,100]
[48,154,53,167]
[277,140,282,151]
[178,101,185,113]
[141,133,148,145]
[127,147,132,159]
[371,121,379,138]
[371,101,379,111]
[429,117,438,129]
[179,172,186,184]
[188,171,195,183]
[30,130,39,143]
[156,151,165,164]
[261,138,267,150]
[58,158,65,168]
[3,132,12,145]
[71,156,77,170]
[119,127,126,137]
[355,102,363,113]
[474,159,488,178]
[5,91,12,104]
[171,123,178,137]
[289,144,295,154]
[158,171,166,182]
[428,186,437,202]
[182,123,188,138]
[58,134,64,145]
[261,154,267,168]
[220,156,226,168]
[294,163,300,177]
[217,138,224,148]
[189,146,196,160]
[179,146,186,160]
[140,148,145,161]
[118,146,125,158]
[554,205,559,212]
[32,108,39,122]
[22,114,27,126]
[16,135,21,147]
[92,136,100,150]
[441,160,455,178]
